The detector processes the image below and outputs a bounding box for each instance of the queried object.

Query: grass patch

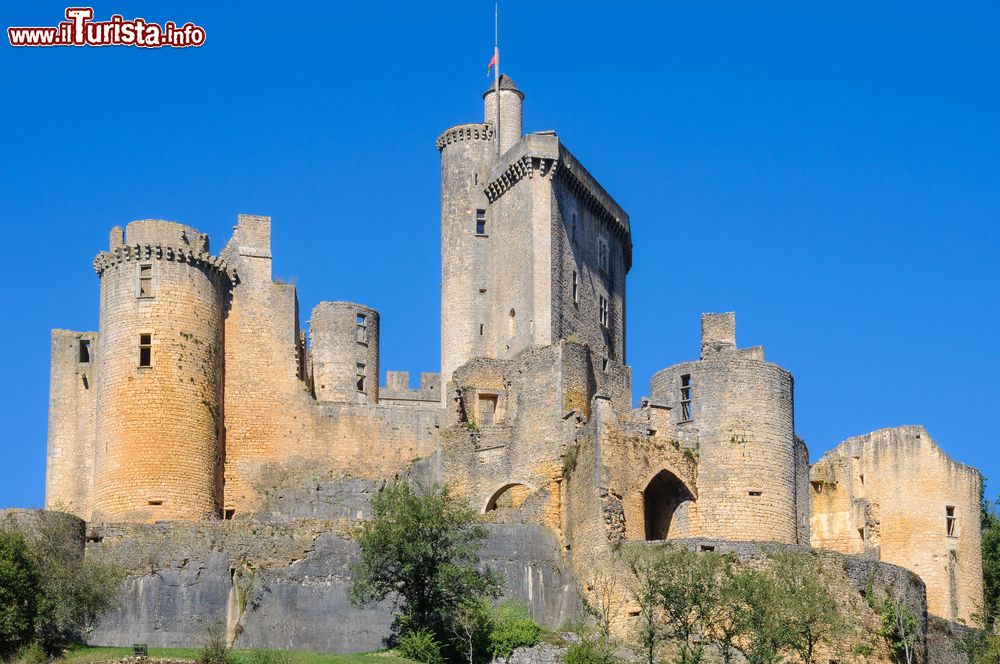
[59,645,415,664]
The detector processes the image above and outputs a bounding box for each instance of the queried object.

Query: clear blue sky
[1,1,998,509]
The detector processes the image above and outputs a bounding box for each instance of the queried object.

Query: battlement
[380,371,441,406]
[435,123,494,152]
[93,243,233,280]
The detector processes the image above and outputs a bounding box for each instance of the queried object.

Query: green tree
[725,569,788,664]
[866,580,918,664]
[488,600,542,660]
[766,550,849,664]
[0,530,42,658]
[348,480,502,652]
[982,494,1000,628]
[623,546,667,664]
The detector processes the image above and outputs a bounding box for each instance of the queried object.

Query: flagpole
[494,1,500,156]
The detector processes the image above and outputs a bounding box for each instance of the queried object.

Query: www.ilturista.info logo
[8,8,206,48]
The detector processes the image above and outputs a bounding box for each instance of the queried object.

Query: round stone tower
[310,302,380,404]
[649,313,800,544]
[437,116,494,397]
[483,74,524,155]
[91,220,229,523]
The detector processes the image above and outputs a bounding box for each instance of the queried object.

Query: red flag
[487,52,497,77]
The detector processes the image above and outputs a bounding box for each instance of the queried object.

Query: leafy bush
[0,530,42,658]
[12,641,47,664]
[564,638,615,664]
[197,624,231,664]
[396,628,444,664]
[489,600,543,659]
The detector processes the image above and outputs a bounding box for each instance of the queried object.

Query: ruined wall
[649,313,800,544]
[46,330,98,519]
[379,371,441,409]
[220,215,439,516]
[92,220,228,523]
[810,426,984,622]
[310,301,379,404]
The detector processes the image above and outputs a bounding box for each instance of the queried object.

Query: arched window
[643,469,694,541]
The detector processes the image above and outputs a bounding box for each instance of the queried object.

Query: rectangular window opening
[224,509,236,520]
[147,500,163,506]
[680,374,693,421]
[811,481,823,494]
[597,236,609,272]
[598,295,609,327]
[749,491,762,497]
[700,545,715,552]
[570,211,577,242]
[602,357,609,372]
[858,527,865,543]
[138,333,152,367]
[572,271,579,305]
[475,209,487,235]
[478,394,498,426]
[946,506,957,537]
[138,264,153,298]
[356,313,367,343]
[78,339,91,363]
[479,323,484,336]
[356,363,366,392]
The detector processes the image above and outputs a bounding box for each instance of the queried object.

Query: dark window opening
[479,323,484,336]
[78,339,91,363]
[643,469,694,541]
[680,374,693,421]
[572,271,579,305]
[598,295,609,327]
[138,334,152,367]
[356,363,366,392]
[138,264,152,297]
[749,491,762,497]
[858,527,865,543]
[476,209,487,235]
[700,545,715,552]
[602,357,609,372]
[946,506,957,537]
[597,236,609,272]
[571,211,577,242]
[81,375,89,389]
[224,509,235,520]
[147,500,163,506]
[811,481,823,494]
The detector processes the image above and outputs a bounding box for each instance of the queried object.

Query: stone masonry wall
[310,301,379,404]
[810,425,984,622]
[46,330,98,519]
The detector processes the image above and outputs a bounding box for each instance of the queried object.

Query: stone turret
[483,74,524,155]
[310,302,380,404]
[650,313,808,545]
[90,220,230,523]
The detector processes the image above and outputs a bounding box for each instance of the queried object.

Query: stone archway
[643,469,694,541]
[484,482,534,513]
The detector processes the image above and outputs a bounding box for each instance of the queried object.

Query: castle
[43,75,983,652]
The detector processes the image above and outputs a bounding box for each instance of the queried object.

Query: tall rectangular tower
[438,77,632,395]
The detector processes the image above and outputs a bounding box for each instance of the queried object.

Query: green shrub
[12,641,47,664]
[489,601,542,659]
[397,628,444,664]
[0,530,42,658]
[564,639,615,664]
[197,624,231,664]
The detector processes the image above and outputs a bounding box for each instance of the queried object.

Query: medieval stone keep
[42,75,983,655]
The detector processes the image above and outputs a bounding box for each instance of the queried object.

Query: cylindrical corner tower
[437,120,494,398]
[650,313,799,544]
[483,74,524,155]
[310,302,380,404]
[91,220,228,523]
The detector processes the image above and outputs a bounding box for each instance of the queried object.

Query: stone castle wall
[46,330,98,517]
[810,426,984,622]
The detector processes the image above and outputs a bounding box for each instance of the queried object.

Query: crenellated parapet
[435,123,495,152]
[93,243,235,281]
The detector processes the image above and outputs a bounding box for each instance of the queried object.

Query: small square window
[138,264,153,298]
[475,209,487,235]
[138,333,152,367]
[78,339,91,363]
